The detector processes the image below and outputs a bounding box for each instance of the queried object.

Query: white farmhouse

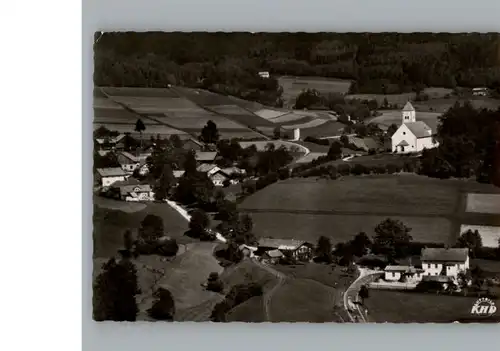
[421,248,469,279]
[391,101,439,153]
[96,167,128,187]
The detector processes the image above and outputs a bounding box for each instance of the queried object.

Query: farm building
[96,167,128,187]
[195,151,218,163]
[256,238,314,262]
[347,136,380,152]
[196,164,230,186]
[420,248,469,279]
[384,265,425,283]
[107,180,154,202]
[239,244,258,258]
[391,101,439,154]
[95,134,126,151]
[173,170,185,179]
[117,151,151,174]
[261,249,284,264]
[258,71,270,79]
[472,87,489,97]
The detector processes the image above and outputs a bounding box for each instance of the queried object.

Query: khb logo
[470,298,497,317]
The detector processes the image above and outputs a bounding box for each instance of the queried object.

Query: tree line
[95,32,500,104]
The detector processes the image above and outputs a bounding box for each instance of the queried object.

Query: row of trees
[93,214,179,322]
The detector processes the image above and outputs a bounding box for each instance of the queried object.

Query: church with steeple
[391,101,439,154]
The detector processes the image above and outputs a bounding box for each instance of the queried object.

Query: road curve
[343,267,382,323]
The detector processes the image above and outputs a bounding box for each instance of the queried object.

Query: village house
[96,167,128,187]
[196,164,230,186]
[257,238,314,262]
[239,244,258,258]
[421,247,470,279]
[391,101,439,154]
[261,249,284,264]
[195,151,218,164]
[472,87,489,97]
[117,151,151,174]
[258,71,270,79]
[119,184,154,202]
[384,265,425,283]
[95,134,126,151]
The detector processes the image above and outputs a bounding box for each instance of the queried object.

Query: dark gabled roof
[421,248,469,262]
[195,151,218,162]
[402,101,415,112]
[404,121,433,138]
[96,167,127,177]
[258,238,312,251]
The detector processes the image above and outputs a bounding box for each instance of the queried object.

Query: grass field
[92,199,191,258]
[226,296,266,322]
[101,86,180,98]
[298,120,345,138]
[368,110,442,131]
[294,152,328,164]
[465,193,500,214]
[365,290,500,323]
[93,196,146,213]
[274,263,355,289]
[278,76,352,107]
[281,118,329,130]
[157,242,223,311]
[239,174,500,245]
[268,278,337,322]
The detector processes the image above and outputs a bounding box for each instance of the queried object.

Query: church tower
[401,101,416,124]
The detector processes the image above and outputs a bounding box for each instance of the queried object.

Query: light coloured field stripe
[465,193,500,214]
[460,224,500,248]
[281,119,328,130]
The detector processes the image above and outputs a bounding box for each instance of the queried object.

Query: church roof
[402,101,415,112]
[405,121,433,138]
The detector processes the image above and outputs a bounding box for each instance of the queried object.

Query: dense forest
[94,32,500,105]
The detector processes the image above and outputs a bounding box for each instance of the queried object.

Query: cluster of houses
[94,134,247,201]
[382,247,470,286]
[239,238,315,264]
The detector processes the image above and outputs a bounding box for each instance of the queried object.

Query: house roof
[385,265,411,272]
[119,184,152,196]
[95,134,125,145]
[385,265,425,273]
[363,137,380,150]
[211,171,229,180]
[239,244,258,251]
[197,163,219,174]
[195,151,218,162]
[396,140,409,147]
[347,136,377,151]
[258,238,310,251]
[264,249,284,258]
[402,101,415,112]
[173,170,185,178]
[421,248,469,263]
[97,167,127,177]
[110,178,141,188]
[404,121,433,138]
[221,167,246,175]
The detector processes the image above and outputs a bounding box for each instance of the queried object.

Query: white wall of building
[422,257,469,278]
[391,124,417,153]
[101,175,126,187]
[416,136,438,152]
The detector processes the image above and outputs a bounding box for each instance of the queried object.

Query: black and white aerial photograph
[92,32,500,323]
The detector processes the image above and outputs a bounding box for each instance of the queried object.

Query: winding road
[343,267,383,323]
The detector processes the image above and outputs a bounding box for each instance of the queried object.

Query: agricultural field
[368,110,442,132]
[365,290,500,323]
[239,174,500,246]
[345,87,452,107]
[268,279,337,322]
[101,86,180,98]
[238,140,309,155]
[92,198,192,258]
[226,296,266,323]
[297,120,345,138]
[462,193,500,248]
[278,76,352,107]
[465,194,500,214]
[460,224,500,248]
[93,123,188,139]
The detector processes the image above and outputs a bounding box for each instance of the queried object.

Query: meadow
[92,197,191,258]
[239,174,500,245]
[278,76,352,106]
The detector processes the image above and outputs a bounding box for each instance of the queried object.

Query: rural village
[93,32,500,323]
